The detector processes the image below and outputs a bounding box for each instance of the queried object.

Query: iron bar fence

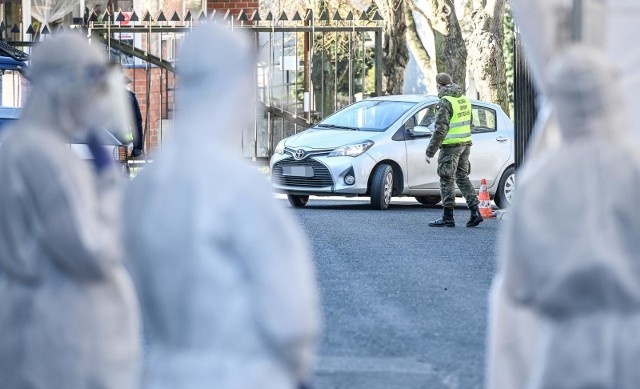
[513,30,537,169]
[60,8,386,161]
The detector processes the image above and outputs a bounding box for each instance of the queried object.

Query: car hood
[284,128,377,149]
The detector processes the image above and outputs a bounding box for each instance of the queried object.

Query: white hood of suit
[124,24,320,389]
[173,23,255,152]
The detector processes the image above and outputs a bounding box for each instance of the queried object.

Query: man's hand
[425,155,431,164]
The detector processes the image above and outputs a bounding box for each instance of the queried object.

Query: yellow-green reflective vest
[442,95,472,145]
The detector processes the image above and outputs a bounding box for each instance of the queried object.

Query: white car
[270,95,515,210]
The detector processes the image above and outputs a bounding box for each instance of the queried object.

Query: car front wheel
[370,164,394,210]
[494,166,515,209]
[288,195,309,208]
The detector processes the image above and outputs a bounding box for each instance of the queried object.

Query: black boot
[466,205,484,227]
[429,207,455,227]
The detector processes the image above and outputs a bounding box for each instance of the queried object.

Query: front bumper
[270,153,376,196]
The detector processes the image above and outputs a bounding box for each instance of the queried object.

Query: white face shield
[67,63,134,142]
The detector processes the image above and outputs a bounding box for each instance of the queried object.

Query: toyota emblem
[293,149,306,160]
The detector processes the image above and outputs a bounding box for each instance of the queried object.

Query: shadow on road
[297,202,469,212]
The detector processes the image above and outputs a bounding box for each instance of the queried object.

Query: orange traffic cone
[478,178,494,218]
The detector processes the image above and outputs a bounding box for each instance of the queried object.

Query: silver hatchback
[270,95,515,210]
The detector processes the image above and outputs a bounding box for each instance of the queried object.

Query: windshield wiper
[317,123,360,131]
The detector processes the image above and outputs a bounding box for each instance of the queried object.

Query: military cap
[436,73,453,86]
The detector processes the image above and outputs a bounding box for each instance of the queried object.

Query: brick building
[207,0,258,18]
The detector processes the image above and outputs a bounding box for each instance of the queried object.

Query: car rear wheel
[414,195,441,206]
[370,164,394,210]
[494,166,515,209]
[288,195,309,208]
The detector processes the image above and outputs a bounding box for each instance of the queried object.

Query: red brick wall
[119,0,257,154]
[207,0,258,19]
[124,67,176,153]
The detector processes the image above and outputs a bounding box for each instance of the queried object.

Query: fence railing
[82,8,384,160]
[513,31,537,169]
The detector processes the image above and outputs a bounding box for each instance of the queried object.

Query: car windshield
[317,100,416,132]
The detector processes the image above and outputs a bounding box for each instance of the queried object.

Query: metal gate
[513,30,537,169]
[85,9,383,161]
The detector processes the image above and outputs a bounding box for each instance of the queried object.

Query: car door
[403,104,441,189]
[468,104,512,188]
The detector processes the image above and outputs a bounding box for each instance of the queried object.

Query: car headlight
[328,140,374,158]
[274,140,285,155]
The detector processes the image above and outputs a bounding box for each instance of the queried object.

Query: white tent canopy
[30,0,78,28]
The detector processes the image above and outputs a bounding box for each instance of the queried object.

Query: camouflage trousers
[437,144,479,209]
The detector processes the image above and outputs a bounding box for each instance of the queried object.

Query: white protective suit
[0,33,140,388]
[486,46,640,388]
[123,24,321,389]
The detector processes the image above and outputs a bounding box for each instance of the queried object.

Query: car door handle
[496,136,509,142]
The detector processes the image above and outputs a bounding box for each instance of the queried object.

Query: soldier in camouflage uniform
[425,73,483,228]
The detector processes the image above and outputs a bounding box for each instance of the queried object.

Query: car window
[319,100,417,132]
[471,106,497,133]
[408,104,437,129]
[406,104,437,130]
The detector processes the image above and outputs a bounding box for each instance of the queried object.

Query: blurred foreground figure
[486,46,640,388]
[0,33,140,388]
[124,24,321,389]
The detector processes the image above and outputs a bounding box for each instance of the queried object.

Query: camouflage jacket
[426,83,471,158]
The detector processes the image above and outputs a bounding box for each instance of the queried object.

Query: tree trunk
[404,5,436,91]
[422,0,467,87]
[459,0,474,39]
[375,0,410,94]
[467,0,510,115]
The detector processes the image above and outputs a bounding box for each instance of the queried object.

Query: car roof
[367,94,439,103]
[367,94,505,112]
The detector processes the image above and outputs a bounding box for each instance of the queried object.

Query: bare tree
[374,0,410,94]
[261,0,510,110]
[466,0,510,114]
[404,2,436,90]
[427,0,467,86]
[405,0,467,88]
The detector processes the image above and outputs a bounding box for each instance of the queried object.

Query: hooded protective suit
[0,33,140,388]
[123,24,321,389]
[486,46,640,388]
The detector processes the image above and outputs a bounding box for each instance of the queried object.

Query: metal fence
[513,31,537,169]
[84,9,384,161]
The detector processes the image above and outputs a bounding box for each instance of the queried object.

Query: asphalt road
[286,197,501,389]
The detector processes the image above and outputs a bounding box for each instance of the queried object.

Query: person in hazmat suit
[0,33,140,388]
[486,45,640,388]
[123,24,321,389]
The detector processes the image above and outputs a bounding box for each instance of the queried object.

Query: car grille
[272,158,334,188]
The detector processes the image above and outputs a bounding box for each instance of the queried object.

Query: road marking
[315,356,460,388]
[316,356,437,374]
[274,194,471,205]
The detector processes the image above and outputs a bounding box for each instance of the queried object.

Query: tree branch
[408,0,433,26]
[404,3,433,80]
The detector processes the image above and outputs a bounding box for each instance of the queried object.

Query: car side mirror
[407,125,433,138]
